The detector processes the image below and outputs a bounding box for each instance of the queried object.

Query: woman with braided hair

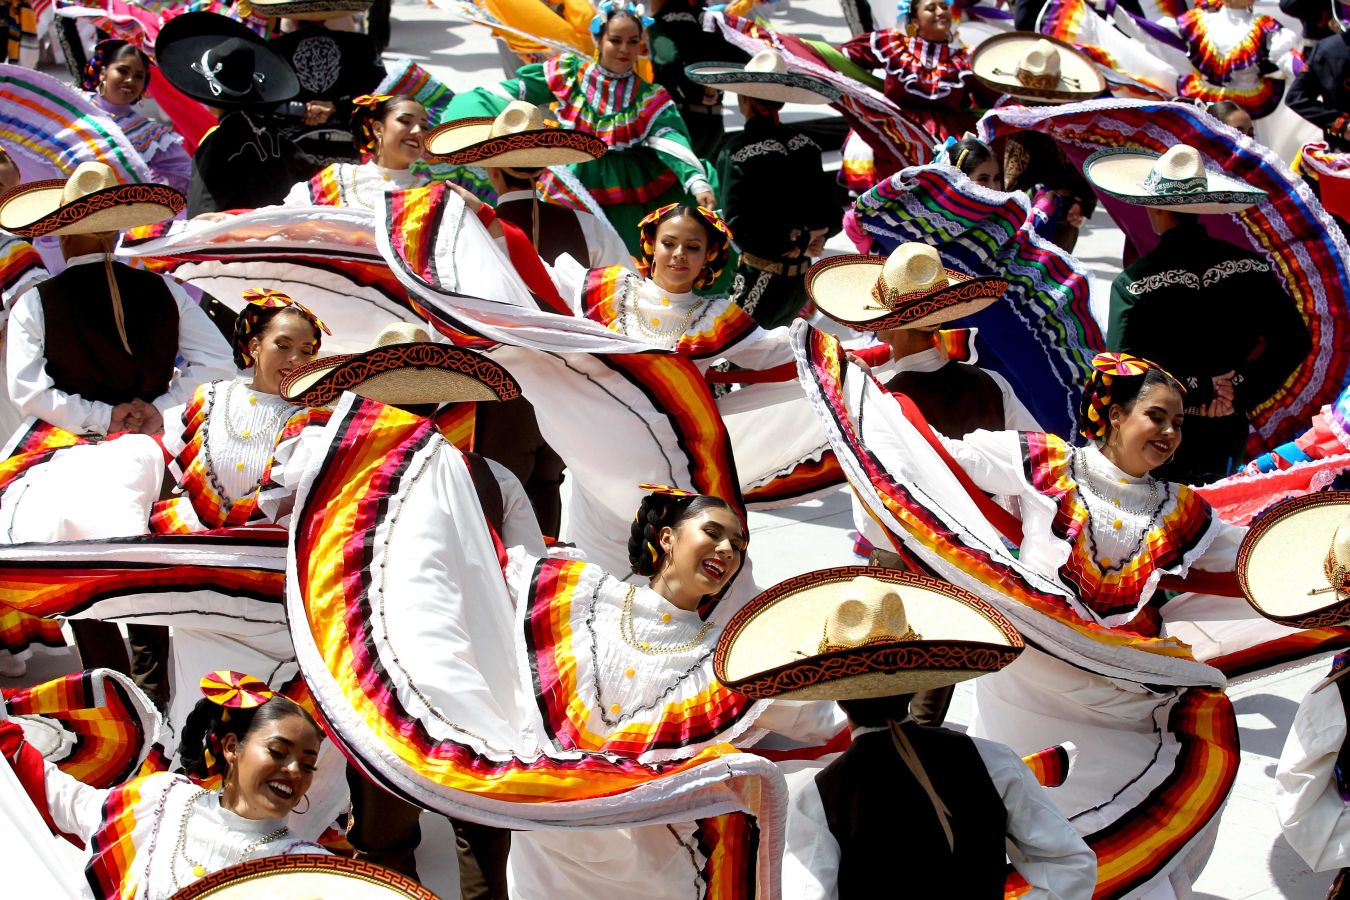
[1,670,327,898]
[501,484,843,896]
[81,39,192,195]
[148,288,335,533]
[548,203,794,371]
[281,94,430,210]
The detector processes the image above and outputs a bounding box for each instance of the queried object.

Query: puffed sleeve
[42,758,110,844]
[938,428,1037,498]
[1277,676,1350,871]
[974,737,1097,898]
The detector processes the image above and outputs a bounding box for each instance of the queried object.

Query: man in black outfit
[1288,27,1350,150]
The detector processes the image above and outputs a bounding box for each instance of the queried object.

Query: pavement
[8,1,1340,897]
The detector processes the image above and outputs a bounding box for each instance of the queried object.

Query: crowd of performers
[6,0,1350,897]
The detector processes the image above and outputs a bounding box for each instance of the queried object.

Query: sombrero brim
[683,61,842,105]
[154,13,300,109]
[247,0,373,19]
[714,565,1023,701]
[165,854,439,898]
[426,118,608,167]
[0,180,184,238]
[280,342,522,407]
[1237,492,1350,629]
[1084,147,1266,214]
[806,253,1007,331]
[969,32,1106,103]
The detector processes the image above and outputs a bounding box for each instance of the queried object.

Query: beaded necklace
[171,789,289,890]
[1071,447,1170,572]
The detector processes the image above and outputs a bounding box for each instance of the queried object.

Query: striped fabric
[1020,743,1074,789]
[853,164,1102,438]
[0,63,149,182]
[0,232,45,308]
[1175,5,1286,118]
[544,54,674,152]
[978,99,1350,449]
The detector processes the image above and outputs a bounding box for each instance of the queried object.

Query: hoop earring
[294,794,311,815]
[905,20,919,37]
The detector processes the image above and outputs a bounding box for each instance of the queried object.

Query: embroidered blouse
[41,768,325,899]
[87,94,192,197]
[150,380,331,534]
[942,431,1244,629]
[841,30,974,106]
[281,161,427,210]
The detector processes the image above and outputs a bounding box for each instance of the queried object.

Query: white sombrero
[426,101,608,168]
[0,162,183,239]
[244,0,373,20]
[684,49,842,105]
[1237,492,1350,630]
[1084,143,1266,214]
[280,322,521,407]
[806,242,1007,332]
[166,854,438,898]
[714,567,1023,701]
[970,32,1105,104]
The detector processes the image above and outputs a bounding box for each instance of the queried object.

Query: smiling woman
[0,671,328,900]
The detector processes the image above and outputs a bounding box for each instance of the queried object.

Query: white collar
[1082,441,1150,486]
[850,720,911,739]
[64,251,121,267]
[496,189,535,204]
[891,346,946,374]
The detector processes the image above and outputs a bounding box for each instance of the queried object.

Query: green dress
[449,54,715,257]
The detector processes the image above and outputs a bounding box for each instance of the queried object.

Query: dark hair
[627,492,739,578]
[231,305,322,370]
[638,204,733,289]
[598,9,645,39]
[837,694,916,727]
[179,694,321,781]
[744,96,785,117]
[950,137,995,178]
[352,93,423,155]
[82,40,152,96]
[1207,100,1243,122]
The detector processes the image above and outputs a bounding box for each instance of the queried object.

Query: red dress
[841,30,978,144]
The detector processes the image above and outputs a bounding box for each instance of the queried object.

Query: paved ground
[9,1,1340,897]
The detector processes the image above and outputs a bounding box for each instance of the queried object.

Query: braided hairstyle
[82,40,152,99]
[627,491,739,579]
[351,93,422,158]
[178,693,320,782]
[950,136,996,179]
[637,203,733,290]
[231,305,323,370]
[1078,352,1184,443]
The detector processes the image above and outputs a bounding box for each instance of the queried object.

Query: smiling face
[650,214,711,294]
[248,309,321,395]
[1102,382,1184,477]
[220,712,321,820]
[914,0,952,41]
[597,14,643,75]
[100,49,148,104]
[372,100,429,170]
[654,506,747,610]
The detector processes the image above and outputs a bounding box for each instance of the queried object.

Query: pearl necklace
[346,164,400,210]
[171,789,290,890]
[618,584,714,655]
[620,283,710,343]
[222,381,286,443]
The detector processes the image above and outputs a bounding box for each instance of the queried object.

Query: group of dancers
[2,0,1350,897]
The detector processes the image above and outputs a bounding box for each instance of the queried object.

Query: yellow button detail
[661,612,672,624]
[650,317,661,327]
[248,395,257,405]
[241,429,252,439]
[625,668,635,679]
[1099,557,1113,568]
[1112,519,1122,530]
[609,704,621,715]
[661,297,671,307]
[235,461,246,472]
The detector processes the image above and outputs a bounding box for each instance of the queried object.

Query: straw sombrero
[970,32,1105,103]
[0,162,183,238]
[1237,492,1350,630]
[714,567,1023,701]
[805,242,1007,332]
[167,854,438,899]
[155,12,299,110]
[1084,143,1266,214]
[280,322,521,407]
[426,101,608,168]
[245,0,373,20]
[684,49,842,105]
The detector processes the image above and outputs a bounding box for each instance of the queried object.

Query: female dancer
[840,0,982,151]
[448,1,716,257]
[282,94,430,209]
[81,40,191,195]
[550,203,791,370]
[0,671,326,898]
[151,289,333,533]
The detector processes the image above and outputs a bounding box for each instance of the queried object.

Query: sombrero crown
[280,322,521,407]
[684,49,842,105]
[426,101,607,168]
[0,161,184,239]
[806,242,1007,332]
[714,567,1023,701]
[1084,143,1266,214]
